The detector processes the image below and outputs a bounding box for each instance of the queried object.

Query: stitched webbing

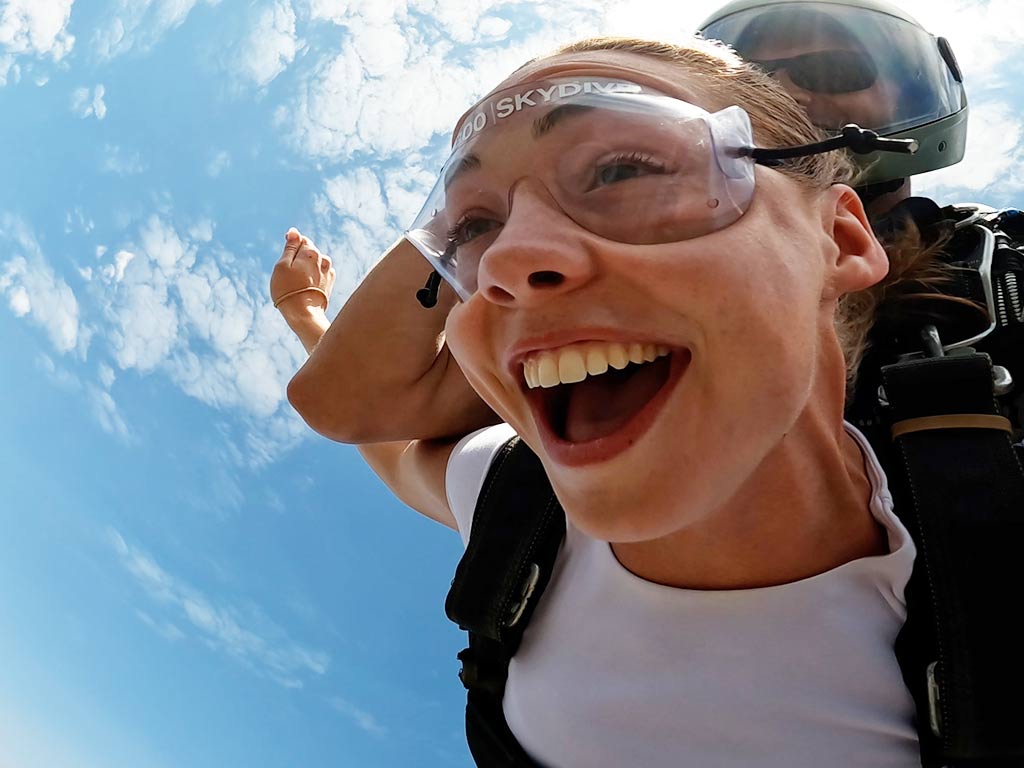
[882,353,1024,764]
[445,436,565,768]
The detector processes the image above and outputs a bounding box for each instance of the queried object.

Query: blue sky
[1,1,1022,766]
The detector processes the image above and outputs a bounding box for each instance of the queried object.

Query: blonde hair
[546,36,954,389]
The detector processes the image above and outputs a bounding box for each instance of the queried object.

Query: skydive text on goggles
[749,49,879,95]
[406,77,915,307]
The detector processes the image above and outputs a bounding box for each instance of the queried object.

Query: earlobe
[822,184,889,300]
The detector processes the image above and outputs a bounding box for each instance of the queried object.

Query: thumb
[282,228,304,264]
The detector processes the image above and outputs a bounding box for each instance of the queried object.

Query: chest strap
[445,436,565,767]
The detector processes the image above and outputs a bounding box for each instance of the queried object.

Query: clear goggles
[405,77,916,305]
[405,78,758,302]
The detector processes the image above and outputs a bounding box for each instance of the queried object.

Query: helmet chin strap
[749,124,918,164]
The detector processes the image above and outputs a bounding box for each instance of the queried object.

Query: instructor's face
[746,34,898,132]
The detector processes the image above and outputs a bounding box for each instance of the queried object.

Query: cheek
[445,305,520,420]
[639,230,821,399]
[445,305,488,383]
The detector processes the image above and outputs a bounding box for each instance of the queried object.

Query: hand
[271,228,336,317]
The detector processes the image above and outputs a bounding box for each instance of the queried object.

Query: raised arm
[281,231,498,444]
[272,229,486,529]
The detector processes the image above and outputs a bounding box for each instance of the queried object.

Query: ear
[819,184,889,301]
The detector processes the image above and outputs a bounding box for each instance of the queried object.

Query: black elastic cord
[751,124,919,165]
[416,270,442,308]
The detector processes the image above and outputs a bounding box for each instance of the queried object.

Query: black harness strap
[881,353,1024,766]
[445,436,565,767]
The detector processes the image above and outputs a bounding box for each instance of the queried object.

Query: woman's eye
[591,153,667,189]
[597,164,641,185]
[448,217,501,248]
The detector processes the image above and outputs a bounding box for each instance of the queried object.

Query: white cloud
[328,696,388,737]
[70,83,106,119]
[98,362,116,388]
[188,217,214,242]
[0,54,17,86]
[310,161,438,302]
[89,384,131,439]
[102,249,134,282]
[65,206,95,234]
[206,150,231,177]
[0,215,86,355]
[476,16,512,40]
[8,284,29,315]
[889,1,1024,92]
[291,0,751,167]
[136,609,186,642]
[93,0,220,60]
[322,167,390,234]
[102,144,146,175]
[34,352,132,439]
[234,0,301,88]
[93,213,313,465]
[914,99,1024,204]
[0,0,75,83]
[109,527,329,687]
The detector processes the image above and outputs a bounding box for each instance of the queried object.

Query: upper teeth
[522,341,670,389]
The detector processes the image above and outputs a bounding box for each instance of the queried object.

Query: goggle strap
[750,124,919,165]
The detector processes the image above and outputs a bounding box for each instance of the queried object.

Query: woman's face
[442,51,860,543]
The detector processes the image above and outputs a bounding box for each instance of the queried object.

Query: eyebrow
[531,103,595,138]
[444,104,598,190]
[443,153,480,191]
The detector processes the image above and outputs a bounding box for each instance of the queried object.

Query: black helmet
[700,0,968,184]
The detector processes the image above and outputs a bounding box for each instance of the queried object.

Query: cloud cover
[0,0,75,85]
[109,527,330,688]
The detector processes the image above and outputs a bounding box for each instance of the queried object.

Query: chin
[552,471,709,544]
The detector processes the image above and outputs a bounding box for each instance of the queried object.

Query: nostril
[528,270,564,288]
[485,284,516,304]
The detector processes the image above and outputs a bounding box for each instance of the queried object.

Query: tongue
[563,356,670,443]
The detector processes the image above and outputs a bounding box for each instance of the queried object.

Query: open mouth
[521,341,689,462]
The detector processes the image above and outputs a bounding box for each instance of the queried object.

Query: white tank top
[446,423,920,768]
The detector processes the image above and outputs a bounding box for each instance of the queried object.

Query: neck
[612,339,888,590]
[864,178,912,219]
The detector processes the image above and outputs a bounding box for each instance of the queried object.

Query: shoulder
[446,423,519,544]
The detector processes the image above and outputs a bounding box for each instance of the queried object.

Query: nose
[475,178,598,307]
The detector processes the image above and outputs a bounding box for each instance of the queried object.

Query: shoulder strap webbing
[881,352,1024,766]
[445,436,565,767]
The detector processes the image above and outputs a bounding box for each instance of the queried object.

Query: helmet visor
[702,2,966,136]
[405,78,757,300]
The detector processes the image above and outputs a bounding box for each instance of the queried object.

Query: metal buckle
[943,222,997,352]
[926,660,943,738]
[503,563,541,629]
